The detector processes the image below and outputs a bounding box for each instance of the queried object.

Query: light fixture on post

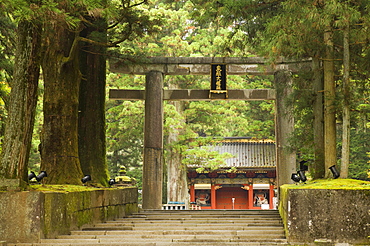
[299,160,308,172]
[329,165,340,179]
[108,179,116,186]
[291,173,301,183]
[36,171,47,182]
[81,175,91,183]
[297,170,307,183]
[28,171,36,181]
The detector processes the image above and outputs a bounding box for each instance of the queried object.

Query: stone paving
[8,210,290,246]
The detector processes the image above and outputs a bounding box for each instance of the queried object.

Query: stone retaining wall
[0,187,138,243]
[279,186,370,244]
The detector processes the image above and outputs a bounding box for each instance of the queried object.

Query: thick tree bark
[40,21,83,184]
[78,17,109,186]
[341,23,350,178]
[312,56,325,179]
[323,30,337,177]
[0,20,41,184]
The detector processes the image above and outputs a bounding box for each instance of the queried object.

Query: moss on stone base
[279,179,370,244]
[0,186,138,243]
[282,178,370,190]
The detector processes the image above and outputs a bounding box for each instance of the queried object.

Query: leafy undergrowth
[284,178,370,190]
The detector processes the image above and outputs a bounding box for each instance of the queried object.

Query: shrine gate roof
[205,138,276,169]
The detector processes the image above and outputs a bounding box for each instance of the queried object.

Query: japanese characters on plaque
[211,64,227,91]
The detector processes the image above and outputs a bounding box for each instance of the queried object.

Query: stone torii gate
[109,57,310,209]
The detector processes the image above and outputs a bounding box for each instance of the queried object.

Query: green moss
[282,178,370,190]
[125,203,138,215]
[77,209,93,228]
[278,185,289,238]
[27,184,133,192]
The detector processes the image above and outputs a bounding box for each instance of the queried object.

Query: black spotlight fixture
[36,171,47,182]
[28,171,36,181]
[108,179,116,186]
[299,160,308,172]
[81,175,91,183]
[291,173,301,183]
[297,170,307,183]
[329,165,340,179]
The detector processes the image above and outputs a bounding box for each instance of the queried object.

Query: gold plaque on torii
[210,64,228,99]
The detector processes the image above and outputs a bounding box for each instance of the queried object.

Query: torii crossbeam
[109,57,310,209]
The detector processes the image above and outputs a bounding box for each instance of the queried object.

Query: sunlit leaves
[182,146,234,172]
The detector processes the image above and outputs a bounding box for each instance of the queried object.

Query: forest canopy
[0,0,369,189]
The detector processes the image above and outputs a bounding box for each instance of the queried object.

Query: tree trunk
[0,20,41,184]
[78,17,109,186]
[40,21,83,184]
[312,56,325,179]
[341,22,350,178]
[166,84,188,204]
[323,30,337,177]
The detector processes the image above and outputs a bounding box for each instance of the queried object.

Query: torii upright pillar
[274,70,296,186]
[142,71,164,209]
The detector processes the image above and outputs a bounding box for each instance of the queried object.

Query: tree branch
[80,36,119,47]
[62,35,81,64]
[128,0,147,8]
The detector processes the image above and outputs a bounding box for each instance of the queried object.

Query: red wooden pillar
[211,184,216,209]
[190,184,195,203]
[269,184,274,209]
[248,184,254,209]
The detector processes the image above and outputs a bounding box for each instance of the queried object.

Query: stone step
[37,237,287,244]
[83,225,283,232]
[94,220,283,225]
[58,230,285,239]
[7,210,287,246]
[131,213,281,217]
[72,227,284,236]
[129,212,281,218]
[120,216,282,221]
[8,242,288,246]
[131,211,281,215]
[139,209,279,213]
[133,213,282,217]
[89,227,284,231]
[105,220,283,225]
[85,222,282,230]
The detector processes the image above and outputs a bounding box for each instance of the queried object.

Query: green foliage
[105,0,277,187]
[105,73,145,188]
[106,99,145,184]
[183,75,275,139]
[164,102,186,137]
[0,81,10,150]
[183,145,234,172]
[3,0,369,186]
[0,11,16,146]
[1,0,160,184]
[0,11,15,84]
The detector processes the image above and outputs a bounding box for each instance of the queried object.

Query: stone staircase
[8,210,288,246]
